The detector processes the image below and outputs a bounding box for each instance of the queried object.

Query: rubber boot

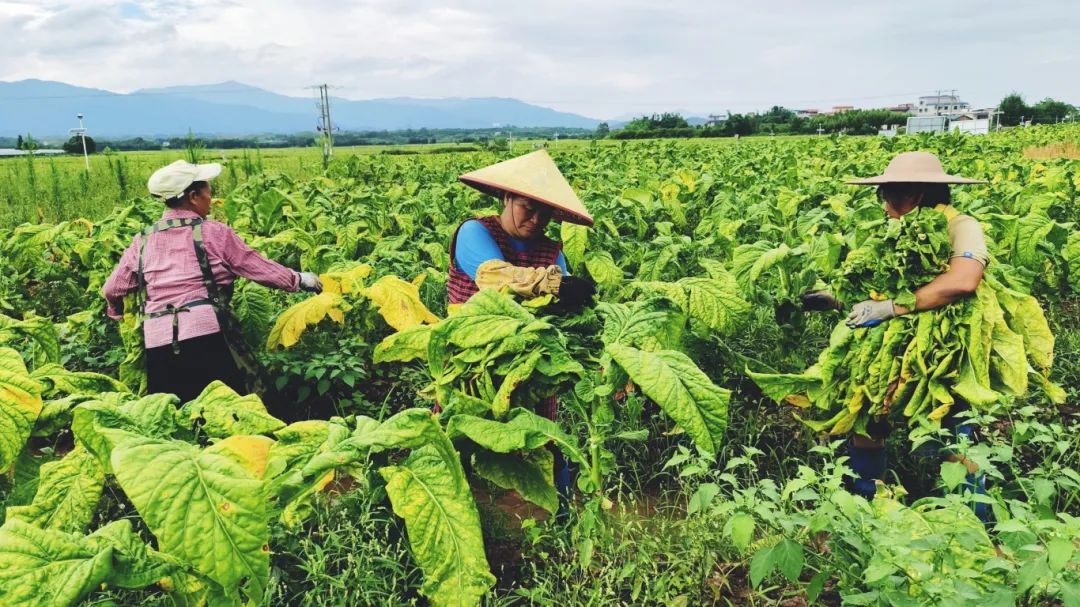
[962,472,991,524]
[847,445,887,501]
[553,449,571,523]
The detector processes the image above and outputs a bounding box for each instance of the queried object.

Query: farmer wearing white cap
[801,151,990,519]
[103,160,322,403]
[448,149,597,308]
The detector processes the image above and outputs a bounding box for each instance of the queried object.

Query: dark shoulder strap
[190,222,228,312]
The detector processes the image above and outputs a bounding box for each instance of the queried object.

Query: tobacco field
[0,127,1079,606]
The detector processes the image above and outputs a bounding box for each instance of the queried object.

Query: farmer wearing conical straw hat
[448,149,596,308]
[801,151,991,520]
[449,150,596,517]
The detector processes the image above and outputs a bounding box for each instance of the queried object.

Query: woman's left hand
[846,299,896,328]
[299,272,323,294]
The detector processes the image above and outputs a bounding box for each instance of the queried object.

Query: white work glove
[299,272,323,294]
[846,299,896,328]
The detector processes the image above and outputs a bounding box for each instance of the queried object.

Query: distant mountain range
[0,80,602,138]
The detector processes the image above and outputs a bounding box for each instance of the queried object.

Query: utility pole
[69,113,89,172]
[313,84,334,169]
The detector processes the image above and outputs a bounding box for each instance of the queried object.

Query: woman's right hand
[800,290,841,312]
[299,272,323,294]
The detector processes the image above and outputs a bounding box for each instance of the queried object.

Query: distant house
[831,105,854,114]
[795,109,820,119]
[0,148,65,157]
[917,95,970,117]
[704,113,729,127]
[886,103,916,114]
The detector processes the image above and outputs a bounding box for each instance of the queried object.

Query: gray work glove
[800,290,842,311]
[846,299,896,328]
[299,272,323,294]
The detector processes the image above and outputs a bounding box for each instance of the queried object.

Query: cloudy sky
[1,0,1077,119]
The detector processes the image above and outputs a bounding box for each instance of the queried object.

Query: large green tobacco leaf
[992,278,1055,374]
[0,519,170,607]
[732,241,791,291]
[7,446,103,533]
[71,395,181,472]
[0,347,43,473]
[598,298,684,351]
[428,291,533,368]
[1065,230,1080,291]
[1013,209,1056,269]
[373,323,432,363]
[231,279,274,345]
[0,519,114,607]
[30,363,130,398]
[119,392,184,437]
[179,381,285,438]
[110,435,270,598]
[990,319,1028,395]
[560,222,588,273]
[381,445,495,607]
[118,295,147,395]
[746,366,823,404]
[32,394,95,437]
[491,349,542,418]
[447,408,588,466]
[684,274,750,334]
[607,343,730,454]
[301,409,450,481]
[267,420,351,524]
[0,313,60,366]
[472,449,557,514]
[584,251,622,287]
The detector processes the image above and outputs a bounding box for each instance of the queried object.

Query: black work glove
[800,290,842,312]
[557,276,597,307]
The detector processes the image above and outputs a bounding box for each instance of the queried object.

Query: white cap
[147,160,222,199]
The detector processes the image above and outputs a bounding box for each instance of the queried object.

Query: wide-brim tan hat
[459,150,594,226]
[847,151,986,185]
[148,159,222,199]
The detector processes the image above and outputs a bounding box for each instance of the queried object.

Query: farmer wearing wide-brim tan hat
[801,151,991,519]
[447,149,596,308]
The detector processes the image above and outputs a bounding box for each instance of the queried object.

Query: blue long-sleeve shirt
[454,219,568,280]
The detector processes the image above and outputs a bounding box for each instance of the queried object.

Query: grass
[0,136,741,229]
[1023,142,1080,159]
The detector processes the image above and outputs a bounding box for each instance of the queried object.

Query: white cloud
[1,0,1077,118]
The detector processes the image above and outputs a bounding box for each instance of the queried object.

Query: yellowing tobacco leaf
[0,347,43,473]
[266,292,347,349]
[206,435,275,479]
[362,275,439,332]
[322,264,373,295]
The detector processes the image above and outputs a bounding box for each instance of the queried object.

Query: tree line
[605,93,1077,140]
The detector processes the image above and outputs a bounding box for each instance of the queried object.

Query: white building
[917,95,970,117]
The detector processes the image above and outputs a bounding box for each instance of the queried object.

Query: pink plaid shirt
[103,209,300,348]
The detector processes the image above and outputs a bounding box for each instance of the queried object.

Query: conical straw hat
[847,151,986,185]
[459,150,594,226]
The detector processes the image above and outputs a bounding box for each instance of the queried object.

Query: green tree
[998,93,1028,126]
[1031,98,1075,124]
[62,135,96,154]
[595,122,610,138]
[16,134,23,150]
[624,113,690,131]
[762,105,795,124]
